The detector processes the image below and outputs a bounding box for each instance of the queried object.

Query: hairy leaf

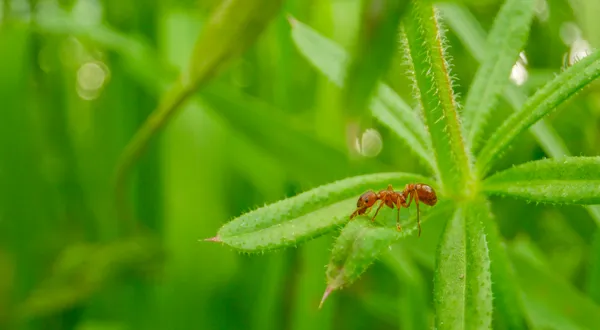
[289,16,435,172]
[439,3,571,162]
[322,201,451,307]
[210,173,433,252]
[477,50,600,176]
[433,204,492,329]
[440,2,600,226]
[477,197,527,330]
[483,156,600,204]
[403,2,472,195]
[462,0,536,152]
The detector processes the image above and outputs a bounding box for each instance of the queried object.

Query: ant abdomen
[415,183,437,206]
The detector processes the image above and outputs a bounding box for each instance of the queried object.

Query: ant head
[357,190,378,208]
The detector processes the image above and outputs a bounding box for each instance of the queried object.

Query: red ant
[349,183,437,237]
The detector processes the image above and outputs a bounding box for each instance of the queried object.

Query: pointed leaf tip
[203,236,221,243]
[319,286,334,309]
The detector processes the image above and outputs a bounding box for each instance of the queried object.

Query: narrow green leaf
[433,204,492,330]
[199,84,361,183]
[342,0,408,118]
[16,237,162,320]
[322,201,451,307]
[323,220,401,302]
[477,50,600,176]
[210,173,433,252]
[462,0,536,152]
[403,2,473,195]
[439,3,572,162]
[510,239,600,329]
[289,16,435,172]
[483,156,600,204]
[440,2,600,226]
[114,0,283,227]
[477,197,527,330]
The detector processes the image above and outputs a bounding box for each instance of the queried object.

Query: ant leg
[395,196,402,232]
[371,201,385,222]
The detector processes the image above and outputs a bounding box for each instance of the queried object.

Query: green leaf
[439,3,572,162]
[477,197,527,330]
[289,16,435,172]
[114,0,283,226]
[210,173,433,252]
[439,2,600,227]
[321,219,401,306]
[321,201,451,308]
[433,204,492,330]
[462,0,536,152]
[403,2,472,195]
[342,0,408,118]
[476,50,600,176]
[199,84,362,183]
[483,156,600,204]
[510,239,600,329]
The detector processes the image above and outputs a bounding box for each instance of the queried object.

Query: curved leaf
[483,156,600,204]
[462,0,536,152]
[321,200,452,307]
[477,50,600,176]
[433,203,492,330]
[403,2,473,195]
[288,16,435,172]
[210,173,434,252]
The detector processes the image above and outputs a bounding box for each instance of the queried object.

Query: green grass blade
[483,156,600,204]
[210,173,434,252]
[403,2,472,195]
[289,16,435,172]
[510,239,600,329]
[433,204,492,329]
[114,0,283,226]
[342,0,408,118]
[199,84,362,183]
[462,0,536,152]
[477,50,600,176]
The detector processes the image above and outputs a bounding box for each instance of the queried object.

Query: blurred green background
[1,0,600,329]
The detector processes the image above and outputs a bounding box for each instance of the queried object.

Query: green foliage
[477,50,600,176]
[289,16,435,171]
[209,0,600,327]
[342,0,408,118]
[483,157,600,204]
[403,2,472,195]
[6,0,600,329]
[462,0,536,152]
[213,173,431,252]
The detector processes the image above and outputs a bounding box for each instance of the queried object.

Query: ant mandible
[349,183,437,237]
